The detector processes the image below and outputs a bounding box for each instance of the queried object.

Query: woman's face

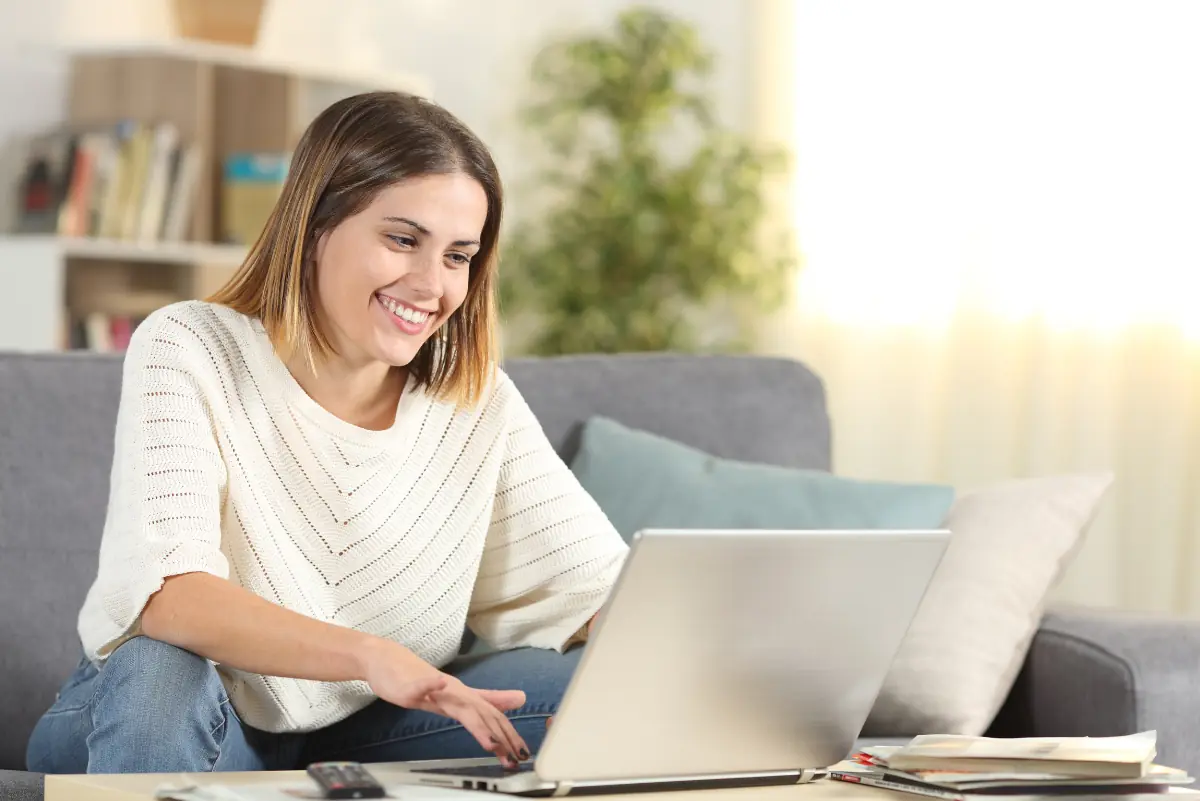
[314,172,488,369]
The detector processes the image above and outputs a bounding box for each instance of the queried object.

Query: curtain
[756,0,1200,614]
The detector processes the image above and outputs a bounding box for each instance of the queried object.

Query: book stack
[829,731,1195,799]
[68,310,150,352]
[14,121,203,243]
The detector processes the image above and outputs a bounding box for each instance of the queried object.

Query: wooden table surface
[45,765,903,801]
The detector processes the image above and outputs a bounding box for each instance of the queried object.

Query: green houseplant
[501,7,795,355]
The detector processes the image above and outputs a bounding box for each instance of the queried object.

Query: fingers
[473,706,528,769]
[484,703,530,764]
[428,689,526,768]
[457,705,514,766]
[476,688,527,712]
[419,682,531,768]
[466,686,528,761]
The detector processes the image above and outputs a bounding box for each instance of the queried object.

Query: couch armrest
[989,606,1200,777]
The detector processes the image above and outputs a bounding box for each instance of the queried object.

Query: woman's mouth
[375,292,434,335]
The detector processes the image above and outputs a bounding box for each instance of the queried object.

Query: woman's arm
[141,572,527,763]
[141,572,426,684]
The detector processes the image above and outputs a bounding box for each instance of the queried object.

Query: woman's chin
[370,336,425,368]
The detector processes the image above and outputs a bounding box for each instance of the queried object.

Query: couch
[2,350,1199,801]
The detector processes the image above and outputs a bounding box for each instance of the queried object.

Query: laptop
[397,528,949,796]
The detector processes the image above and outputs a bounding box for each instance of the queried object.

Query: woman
[26,91,627,775]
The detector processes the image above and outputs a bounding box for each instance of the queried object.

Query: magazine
[881,731,1159,779]
[828,763,1198,801]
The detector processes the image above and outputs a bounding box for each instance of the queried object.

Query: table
[45,765,902,801]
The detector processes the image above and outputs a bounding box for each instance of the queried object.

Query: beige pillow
[863,472,1114,736]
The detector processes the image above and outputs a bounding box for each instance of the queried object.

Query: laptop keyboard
[421,762,536,778]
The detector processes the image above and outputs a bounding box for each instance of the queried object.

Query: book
[882,731,1159,779]
[136,123,181,242]
[161,143,203,242]
[11,121,202,244]
[832,744,1193,801]
[15,129,75,234]
[68,312,151,352]
[829,762,1196,801]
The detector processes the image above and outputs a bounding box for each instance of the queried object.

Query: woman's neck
[286,351,407,432]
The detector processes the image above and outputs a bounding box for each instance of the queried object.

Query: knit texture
[77,301,628,733]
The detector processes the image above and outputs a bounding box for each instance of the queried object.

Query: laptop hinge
[552,781,575,797]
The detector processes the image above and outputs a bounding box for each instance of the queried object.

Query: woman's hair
[209,91,502,408]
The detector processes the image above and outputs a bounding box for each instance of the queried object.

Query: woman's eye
[447,253,472,267]
[386,234,416,248]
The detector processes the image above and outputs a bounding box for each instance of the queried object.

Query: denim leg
[26,637,289,773]
[26,654,99,773]
[303,645,583,765]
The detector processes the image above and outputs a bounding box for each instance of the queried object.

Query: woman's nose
[408,254,444,298]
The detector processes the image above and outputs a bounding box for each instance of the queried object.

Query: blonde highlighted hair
[209,91,502,408]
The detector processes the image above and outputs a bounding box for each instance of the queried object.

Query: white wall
[0,0,68,228]
[0,0,758,224]
[387,0,755,201]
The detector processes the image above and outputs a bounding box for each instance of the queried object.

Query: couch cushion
[504,353,831,471]
[0,353,124,770]
[570,416,955,541]
[862,473,1114,737]
[0,769,43,801]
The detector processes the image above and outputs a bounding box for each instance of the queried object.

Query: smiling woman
[211,92,501,413]
[300,174,486,423]
[25,91,627,776]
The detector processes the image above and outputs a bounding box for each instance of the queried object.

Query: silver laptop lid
[536,528,949,783]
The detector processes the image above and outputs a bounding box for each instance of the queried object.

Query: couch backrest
[0,350,829,769]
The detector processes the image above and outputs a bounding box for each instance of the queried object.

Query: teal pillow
[570,416,955,541]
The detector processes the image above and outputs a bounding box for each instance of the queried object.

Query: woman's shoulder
[475,364,522,410]
[136,299,253,337]
[430,364,526,425]
[470,365,545,432]
[127,300,260,371]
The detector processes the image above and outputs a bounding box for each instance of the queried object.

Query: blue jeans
[26,636,581,774]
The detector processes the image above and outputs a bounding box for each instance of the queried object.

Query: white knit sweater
[77,301,628,733]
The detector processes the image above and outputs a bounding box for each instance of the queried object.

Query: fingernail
[520,748,530,760]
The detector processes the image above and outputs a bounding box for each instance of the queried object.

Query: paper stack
[829,731,1196,799]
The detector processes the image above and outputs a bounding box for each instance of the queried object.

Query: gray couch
[2,350,1198,800]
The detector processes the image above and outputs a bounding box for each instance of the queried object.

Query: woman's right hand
[419,676,530,767]
[362,641,530,768]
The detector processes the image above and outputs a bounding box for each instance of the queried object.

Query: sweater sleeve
[80,306,231,660]
[467,374,629,652]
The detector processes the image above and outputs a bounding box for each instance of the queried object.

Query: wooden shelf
[61,38,430,95]
[0,235,247,267]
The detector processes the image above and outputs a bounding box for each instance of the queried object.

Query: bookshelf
[17,234,247,267]
[0,38,429,352]
[62,39,429,96]
[0,234,245,352]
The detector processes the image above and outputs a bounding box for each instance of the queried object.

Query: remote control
[306,761,387,799]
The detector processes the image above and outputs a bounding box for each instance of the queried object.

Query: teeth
[378,295,430,325]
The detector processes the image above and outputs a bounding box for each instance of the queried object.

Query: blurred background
[0,0,1197,617]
